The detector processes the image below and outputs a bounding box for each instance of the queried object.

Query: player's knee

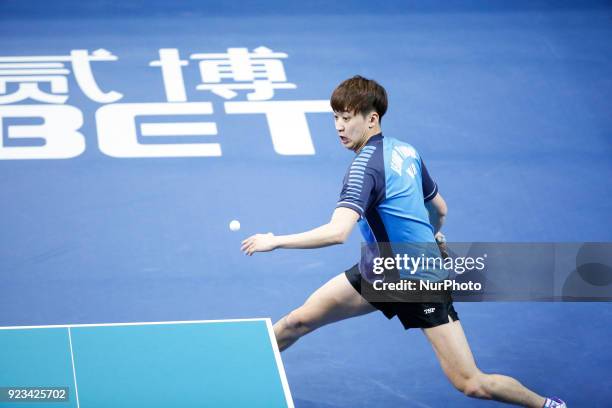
[445,369,489,399]
[458,373,492,399]
[285,308,315,335]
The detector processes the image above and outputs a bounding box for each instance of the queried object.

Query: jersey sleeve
[336,167,377,217]
[421,159,438,202]
[336,145,384,216]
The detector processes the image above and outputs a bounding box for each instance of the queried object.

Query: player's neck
[354,126,382,153]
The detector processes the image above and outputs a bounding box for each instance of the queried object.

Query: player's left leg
[274,272,376,351]
[423,316,548,408]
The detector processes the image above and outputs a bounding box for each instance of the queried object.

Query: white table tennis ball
[229,220,241,231]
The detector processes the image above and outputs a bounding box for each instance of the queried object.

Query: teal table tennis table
[0,318,294,408]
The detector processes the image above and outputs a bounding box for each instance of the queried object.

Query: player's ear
[368,112,379,128]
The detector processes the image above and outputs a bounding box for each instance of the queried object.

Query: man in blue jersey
[241,76,565,408]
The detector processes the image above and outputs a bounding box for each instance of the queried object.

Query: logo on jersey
[390,145,417,177]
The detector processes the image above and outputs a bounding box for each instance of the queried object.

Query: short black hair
[330,75,388,120]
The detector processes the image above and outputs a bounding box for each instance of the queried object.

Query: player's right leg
[423,315,565,407]
[274,272,376,351]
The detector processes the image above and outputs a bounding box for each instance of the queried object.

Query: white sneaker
[544,397,567,408]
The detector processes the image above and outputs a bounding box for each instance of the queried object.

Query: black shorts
[344,264,459,330]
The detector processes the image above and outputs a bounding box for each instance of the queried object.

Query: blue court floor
[1,1,611,407]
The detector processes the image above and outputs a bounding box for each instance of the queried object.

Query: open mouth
[339,136,349,144]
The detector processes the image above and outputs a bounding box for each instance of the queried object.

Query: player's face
[334,110,369,152]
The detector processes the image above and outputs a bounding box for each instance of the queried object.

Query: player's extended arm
[425,192,447,235]
[241,207,359,256]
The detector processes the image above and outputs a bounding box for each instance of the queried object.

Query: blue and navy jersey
[336,133,447,281]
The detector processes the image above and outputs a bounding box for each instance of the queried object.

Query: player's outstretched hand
[241,232,277,256]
